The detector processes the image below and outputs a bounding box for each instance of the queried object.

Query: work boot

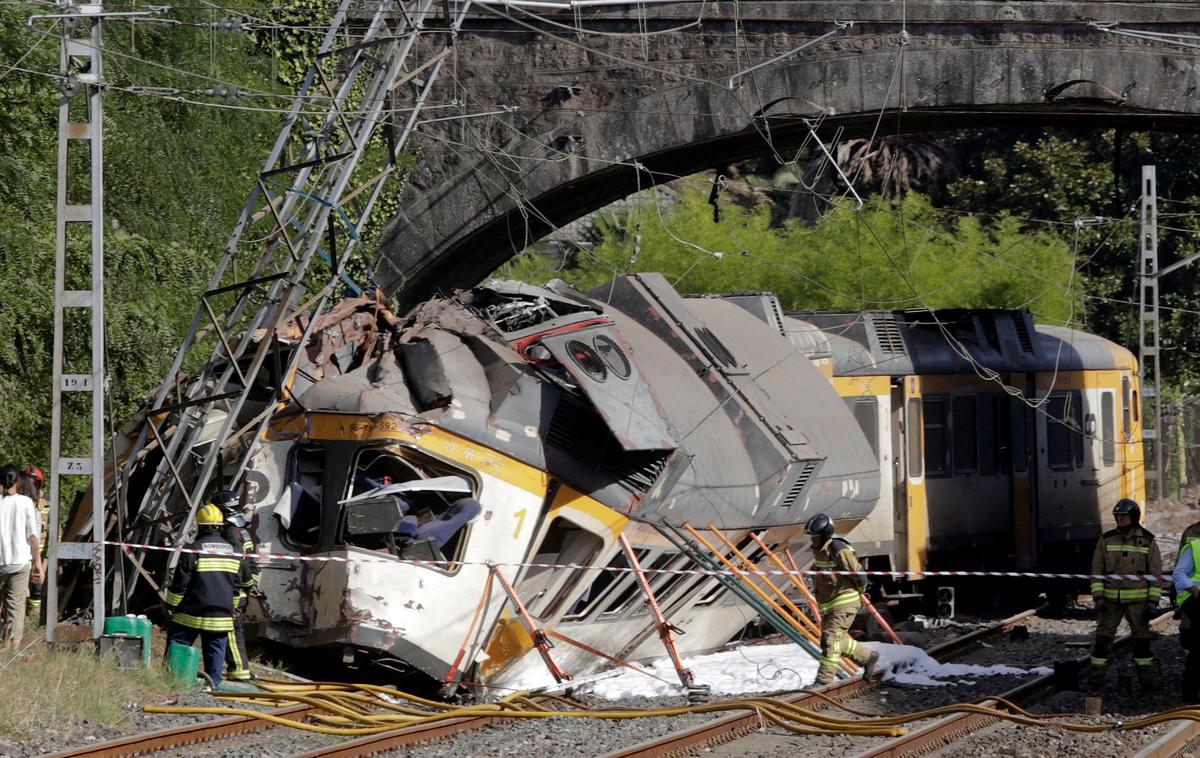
[802,679,832,692]
[863,650,882,680]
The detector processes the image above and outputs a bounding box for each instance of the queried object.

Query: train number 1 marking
[513,508,527,539]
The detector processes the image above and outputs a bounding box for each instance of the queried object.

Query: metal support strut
[618,533,708,701]
[488,562,572,684]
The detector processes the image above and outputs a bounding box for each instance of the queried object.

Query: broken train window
[337,446,480,568]
[276,445,325,549]
[517,517,604,620]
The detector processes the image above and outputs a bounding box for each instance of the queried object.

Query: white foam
[578,641,1050,699]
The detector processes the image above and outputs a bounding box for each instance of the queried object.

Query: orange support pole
[784,546,822,625]
[861,592,904,645]
[706,526,821,640]
[750,533,824,627]
[681,524,856,675]
[705,525,856,675]
[488,562,572,684]
[619,532,699,691]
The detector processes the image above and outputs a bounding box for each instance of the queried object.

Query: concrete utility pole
[45,2,108,642]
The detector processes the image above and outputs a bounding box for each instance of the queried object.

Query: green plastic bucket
[103,615,136,636]
[167,643,201,686]
[133,616,153,669]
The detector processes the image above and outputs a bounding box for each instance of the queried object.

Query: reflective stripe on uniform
[1102,588,1149,601]
[196,557,243,573]
[1106,545,1150,554]
[819,590,860,613]
[1090,582,1104,595]
[1090,656,1108,667]
[1133,657,1154,667]
[165,591,184,606]
[172,612,235,632]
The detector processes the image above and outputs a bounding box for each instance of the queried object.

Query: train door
[890,381,909,572]
[901,376,929,574]
[1009,375,1037,570]
[1034,385,1085,568]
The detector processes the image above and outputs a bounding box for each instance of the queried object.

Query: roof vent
[1012,314,1035,354]
[779,460,818,508]
[874,314,907,356]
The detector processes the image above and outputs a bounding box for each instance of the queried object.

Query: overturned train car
[96,274,879,691]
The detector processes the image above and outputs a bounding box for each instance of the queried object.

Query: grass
[0,626,180,741]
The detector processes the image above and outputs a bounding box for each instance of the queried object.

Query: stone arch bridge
[373,0,1200,303]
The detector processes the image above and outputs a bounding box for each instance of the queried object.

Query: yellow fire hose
[143,679,1200,739]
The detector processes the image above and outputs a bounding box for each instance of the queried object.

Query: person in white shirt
[0,464,44,648]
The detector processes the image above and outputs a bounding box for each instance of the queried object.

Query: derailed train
[101,273,879,691]
[74,275,1143,692]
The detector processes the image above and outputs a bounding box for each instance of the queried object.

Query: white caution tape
[108,540,1174,583]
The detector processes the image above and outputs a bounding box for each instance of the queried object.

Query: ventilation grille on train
[874,314,906,356]
[767,297,787,338]
[778,460,819,508]
[545,394,672,494]
[1012,314,1035,354]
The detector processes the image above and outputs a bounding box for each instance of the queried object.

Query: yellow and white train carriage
[225,275,879,691]
[786,309,1145,584]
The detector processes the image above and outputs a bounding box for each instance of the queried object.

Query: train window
[845,398,879,459]
[1102,392,1116,466]
[529,518,604,619]
[978,395,1010,476]
[338,448,478,566]
[906,398,924,479]
[633,553,694,616]
[277,445,325,549]
[953,397,978,474]
[564,549,642,620]
[1012,400,1028,472]
[1122,377,1132,441]
[1071,391,1084,469]
[1046,393,1077,471]
[601,551,675,616]
[922,396,949,477]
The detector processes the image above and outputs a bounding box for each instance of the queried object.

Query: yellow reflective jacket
[1090,526,1162,604]
[812,538,864,614]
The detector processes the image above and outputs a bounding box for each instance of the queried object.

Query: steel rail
[600,607,1045,758]
[1131,720,1200,758]
[292,698,558,758]
[851,611,1176,758]
[43,704,314,758]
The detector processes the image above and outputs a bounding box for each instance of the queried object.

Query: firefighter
[1087,498,1163,691]
[804,512,880,687]
[1173,529,1200,702]
[163,503,252,688]
[214,489,259,682]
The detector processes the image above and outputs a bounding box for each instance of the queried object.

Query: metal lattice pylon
[96,0,471,600]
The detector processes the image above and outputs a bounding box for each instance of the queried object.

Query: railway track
[39,607,1054,758]
[44,690,557,758]
[600,607,1043,758]
[849,609,1177,758]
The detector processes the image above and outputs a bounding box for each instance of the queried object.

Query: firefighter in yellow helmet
[804,513,880,687]
[213,489,259,682]
[163,502,252,688]
[1088,498,1163,692]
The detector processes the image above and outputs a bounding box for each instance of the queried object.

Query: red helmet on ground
[22,467,44,484]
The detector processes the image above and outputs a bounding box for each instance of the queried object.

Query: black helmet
[1113,498,1141,524]
[805,513,835,541]
[213,489,240,516]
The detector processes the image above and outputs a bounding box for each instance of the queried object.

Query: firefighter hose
[144,681,1200,739]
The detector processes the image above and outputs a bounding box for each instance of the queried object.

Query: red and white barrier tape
[107,541,1176,583]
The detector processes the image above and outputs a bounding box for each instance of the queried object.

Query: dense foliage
[5,2,1200,493]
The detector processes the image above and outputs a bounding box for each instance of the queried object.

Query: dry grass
[0,628,178,740]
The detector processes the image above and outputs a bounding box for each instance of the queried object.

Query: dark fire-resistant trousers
[225,603,252,681]
[814,604,873,685]
[1181,603,1200,701]
[1090,601,1156,685]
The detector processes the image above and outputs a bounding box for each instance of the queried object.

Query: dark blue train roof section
[787,309,1132,377]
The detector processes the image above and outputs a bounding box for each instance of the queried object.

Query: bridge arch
[372,1,1200,304]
